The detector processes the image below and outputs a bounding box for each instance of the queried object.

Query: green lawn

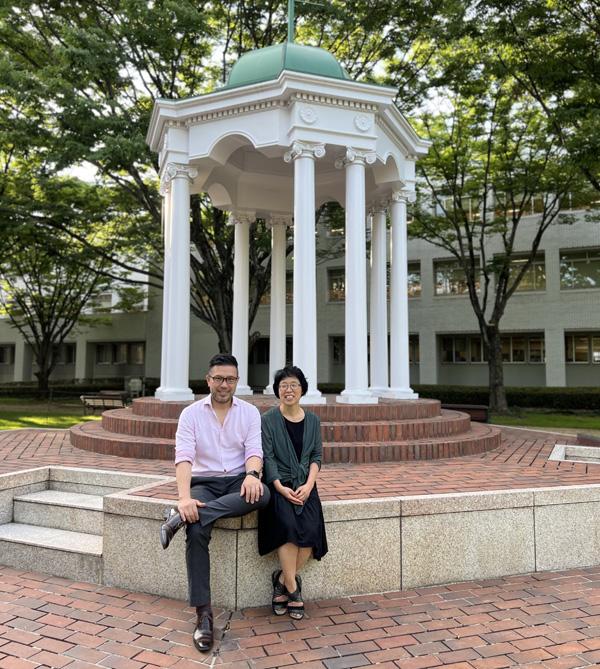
[0,398,100,430]
[491,411,600,431]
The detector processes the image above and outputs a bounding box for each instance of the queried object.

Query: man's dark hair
[208,353,238,370]
[273,365,308,398]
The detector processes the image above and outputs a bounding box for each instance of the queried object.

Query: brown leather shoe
[160,508,185,550]
[192,610,213,653]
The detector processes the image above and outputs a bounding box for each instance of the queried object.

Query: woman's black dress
[258,416,328,559]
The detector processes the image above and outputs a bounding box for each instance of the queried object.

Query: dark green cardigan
[261,406,322,490]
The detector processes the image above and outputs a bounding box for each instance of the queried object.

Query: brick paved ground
[1,564,600,668]
[2,427,600,667]
[0,428,596,501]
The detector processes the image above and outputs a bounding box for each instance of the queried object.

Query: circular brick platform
[69,395,502,463]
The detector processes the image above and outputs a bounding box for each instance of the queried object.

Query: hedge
[415,385,600,411]
[318,383,600,411]
[0,380,598,411]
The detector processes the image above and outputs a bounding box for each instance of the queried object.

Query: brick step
[320,411,471,442]
[102,407,470,442]
[102,409,179,439]
[13,490,104,535]
[322,423,503,464]
[0,523,102,582]
[71,416,501,464]
[131,395,442,421]
[70,421,174,460]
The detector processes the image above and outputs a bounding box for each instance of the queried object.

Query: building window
[593,337,600,364]
[565,334,599,363]
[93,292,113,312]
[434,259,479,296]
[443,334,544,364]
[331,336,345,364]
[560,249,600,290]
[508,255,546,292]
[129,343,145,365]
[0,345,14,365]
[96,342,145,365]
[408,262,421,297]
[327,268,345,302]
[115,343,128,365]
[52,343,76,365]
[454,336,468,362]
[260,271,294,305]
[528,337,545,363]
[469,336,488,363]
[409,335,420,363]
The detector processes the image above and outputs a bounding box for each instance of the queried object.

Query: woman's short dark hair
[273,366,308,398]
[208,353,238,370]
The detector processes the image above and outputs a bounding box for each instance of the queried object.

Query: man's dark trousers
[186,473,270,606]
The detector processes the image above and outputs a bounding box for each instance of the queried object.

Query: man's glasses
[279,382,300,391]
[208,375,239,385]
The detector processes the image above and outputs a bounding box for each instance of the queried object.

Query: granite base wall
[2,468,600,609]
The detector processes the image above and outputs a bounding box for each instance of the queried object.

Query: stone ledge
[3,467,600,610]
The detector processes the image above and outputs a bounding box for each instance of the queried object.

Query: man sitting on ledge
[159,353,269,653]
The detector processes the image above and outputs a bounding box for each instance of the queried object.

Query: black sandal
[271,570,288,616]
[287,576,304,620]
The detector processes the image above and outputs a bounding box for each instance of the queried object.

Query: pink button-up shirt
[174,395,263,477]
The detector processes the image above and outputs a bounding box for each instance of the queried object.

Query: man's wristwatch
[246,469,262,480]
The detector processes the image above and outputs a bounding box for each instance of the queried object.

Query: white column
[385,189,418,399]
[230,212,254,396]
[336,148,377,404]
[284,141,326,404]
[264,215,291,395]
[155,163,196,401]
[369,204,389,395]
[158,188,172,391]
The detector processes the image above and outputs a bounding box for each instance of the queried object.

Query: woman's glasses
[279,382,300,391]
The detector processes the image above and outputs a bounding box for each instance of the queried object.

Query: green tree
[0,1,438,356]
[476,0,600,192]
[413,70,582,412]
[0,169,117,391]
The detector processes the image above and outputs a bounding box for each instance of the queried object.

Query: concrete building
[0,205,598,391]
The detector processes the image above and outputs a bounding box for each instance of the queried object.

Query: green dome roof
[223,43,349,90]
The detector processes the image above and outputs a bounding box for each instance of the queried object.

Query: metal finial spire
[287,0,295,43]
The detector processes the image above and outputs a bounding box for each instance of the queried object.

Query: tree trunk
[34,363,51,394]
[217,328,231,354]
[486,326,508,413]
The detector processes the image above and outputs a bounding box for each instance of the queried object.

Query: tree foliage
[0,168,117,390]
[473,0,600,192]
[412,43,583,410]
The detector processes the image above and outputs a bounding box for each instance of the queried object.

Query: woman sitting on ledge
[258,366,328,620]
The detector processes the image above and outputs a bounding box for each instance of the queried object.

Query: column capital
[335,147,377,169]
[267,214,293,228]
[160,162,198,195]
[369,199,389,215]
[284,141,326,163]
[228,211,256,226]
[391,188,416,204]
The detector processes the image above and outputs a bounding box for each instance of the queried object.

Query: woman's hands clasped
[294,481,314,503]
[275,481,303,505]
